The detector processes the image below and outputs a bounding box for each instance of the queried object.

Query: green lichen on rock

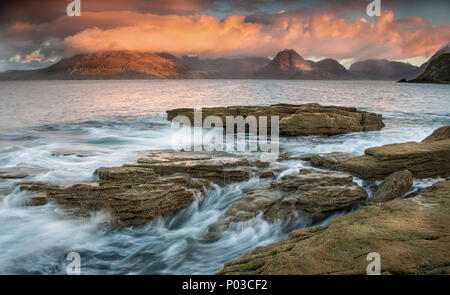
[218,180,450,275]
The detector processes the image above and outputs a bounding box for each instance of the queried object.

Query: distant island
[0,45,449,83]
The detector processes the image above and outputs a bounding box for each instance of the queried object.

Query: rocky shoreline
[218,179,450,275]
[11,104,450,274]
[217,125,449,274]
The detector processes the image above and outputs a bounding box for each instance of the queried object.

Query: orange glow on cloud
[39,9,449,61]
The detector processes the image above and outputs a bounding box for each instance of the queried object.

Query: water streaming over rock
[0,80,448,274]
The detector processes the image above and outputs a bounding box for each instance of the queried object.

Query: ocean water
[0,80,448,274]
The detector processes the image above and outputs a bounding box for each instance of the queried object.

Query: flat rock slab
[336,126,450,180]
[309,152,354,169]
[136,150,213,164]
[166,103,384,136]
[134,150,252,184]
[0,167,49,179]
[218,180,450,275]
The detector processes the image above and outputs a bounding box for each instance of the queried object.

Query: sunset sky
[0,0,449,71]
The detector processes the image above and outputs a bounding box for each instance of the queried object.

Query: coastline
[7,102,449,274]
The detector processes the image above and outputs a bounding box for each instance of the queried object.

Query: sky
[0,0,449,71]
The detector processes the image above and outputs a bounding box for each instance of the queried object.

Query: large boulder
[166,103,384,136]
[208,169,367,233]
[336,126,450,180]
[370,170,413,203]
[218,180,450,275]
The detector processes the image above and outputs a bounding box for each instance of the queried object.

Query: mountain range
[348,59,418,80]
[0,51,192,80]
[0,45,448,83]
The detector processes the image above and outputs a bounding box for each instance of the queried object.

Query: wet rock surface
[208,169,367,233]
[278,104,384,136]
[133,150,252,185]
[51,149,93,157]
[166,103,384,136]
[20,175,208,226]
[0,167,49,179]
[218,180,450,275]
[336,126,450,180]
[8,123,447,274]
[309,152,354,169]
[18,150,260,226]
[370,170,413,203]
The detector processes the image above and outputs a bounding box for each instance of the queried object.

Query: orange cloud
[61,10,449,62]
[62,13,267,56]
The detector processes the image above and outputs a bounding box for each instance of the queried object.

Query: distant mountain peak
[277,49,300,56]
[254,49,354,79]
[261,49,314,73]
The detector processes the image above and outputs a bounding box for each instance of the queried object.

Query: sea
[0,80,448,274]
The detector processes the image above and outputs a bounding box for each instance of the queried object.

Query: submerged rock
[166,103,384,136]
[370,170,413,203]
[208,169,367,233]
[51,149,93,157]
[0,187,8,198]
[336,126,450,180]
[257,170,278,179]
[218,180,450,275]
